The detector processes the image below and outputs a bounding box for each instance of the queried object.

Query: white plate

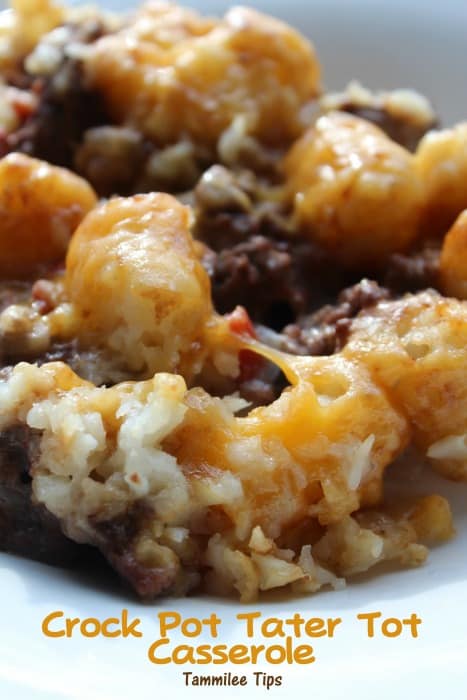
[1,463,467,699]
[1,1,467,698]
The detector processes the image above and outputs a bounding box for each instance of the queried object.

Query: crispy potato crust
[284,112,424,267]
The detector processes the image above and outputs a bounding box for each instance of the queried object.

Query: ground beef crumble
[342,104,437,152]
[0,425,85,565]
[384,245,440,292]
[280,279,391,356]
[6,22,109,169]
[91,504,184,599]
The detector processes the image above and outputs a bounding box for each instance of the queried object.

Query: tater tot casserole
[0,0,466,601]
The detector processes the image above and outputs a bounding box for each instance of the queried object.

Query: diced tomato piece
[227,306,256,339]
[227,306,264,381]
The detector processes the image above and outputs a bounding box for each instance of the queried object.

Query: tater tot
[0,153,97,278]
[66,193,213,378]
[120,0,216,46]
[13,0,63,48]
[165,351,409,540]
[284,112,424,268]
[83,4,320,151]
[439,209,467,299]
[235,353,410,530]
[0,0,64,68]
[415,122,467,236]
[344,291,467,479]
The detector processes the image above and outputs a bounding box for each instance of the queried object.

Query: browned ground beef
[384,245,440,292]
[92,504,188,599]
[280,279,391,356]
[0,424,84,564]
[206,235,343,328]
[0,423,182,596]
[341,104,437,152]
[6,23,109,169]
[198,207,441,346]
[195,166,358,329]
[195,165,442,337]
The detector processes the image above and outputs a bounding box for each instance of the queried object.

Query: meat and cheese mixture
[0,0,465,601]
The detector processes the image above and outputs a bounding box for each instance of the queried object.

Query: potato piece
[66,192,212,379]
[313,513,427,577]
[439,209,467,299]
[13,0,63,48]
[0,0,64,68]
[237,353,409,529]
[408,495,454,544]
[118,0,216,47]
[0,153,97,278]
[84,5,320,151]
[344,291,467,479]
[284,111,424,267]
[415,122,467,236]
